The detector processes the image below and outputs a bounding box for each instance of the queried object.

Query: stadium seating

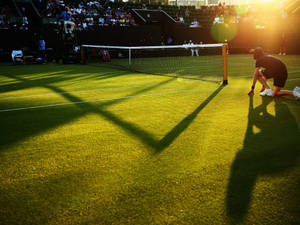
[1,0,300,62]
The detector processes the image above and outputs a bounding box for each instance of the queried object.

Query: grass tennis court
[0,54,299,225]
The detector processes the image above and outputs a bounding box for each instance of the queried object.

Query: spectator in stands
[61,7,73,21]
[98,15,105,26]
[106,14,112,25]
[217,2,225,16]
[174,13,184,23]
[0,9,6,24]
[190,18,201,28]
[174,13,179,22]
[167,36,173,45]
[214,14,224,24]
[184,8,190,20]
[119,14,126,26]
[21,7,29,26]
[82,19,88,30]
[111,17,118,26]
[74,4,82,15]
[0,8,8,29]
[38,35,46,59]
[19,23,29,31]
[127,13,137,26]
[87,5,98,17]
[58,0,64,7]
[106,6,112,15]
[279,31,287,55]
[44,0,140,29]
[69,4,76,16]
[161,35,165,45]
[87,19,95,30]
[115,8,122,17]
[11,50,24,64]
[74,22,81,31]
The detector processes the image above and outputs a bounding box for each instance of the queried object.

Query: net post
[80,45,86,64]
[129,48,131,65]
[222,43,228,85]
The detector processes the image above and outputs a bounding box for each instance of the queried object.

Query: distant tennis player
[248,47,300,99]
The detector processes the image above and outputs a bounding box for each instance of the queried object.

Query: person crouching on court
[248,47,300,99]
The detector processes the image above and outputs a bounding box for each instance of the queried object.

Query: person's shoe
[293,86,300,99]
[260,89,273,96]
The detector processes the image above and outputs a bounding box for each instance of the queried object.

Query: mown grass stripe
[0,89,194,113]
[0,85,149,100]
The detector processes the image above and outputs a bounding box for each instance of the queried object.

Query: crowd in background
[0,6,30,30]
[0,0,291,31]
[44,0,138,30]
[0,8,9,29]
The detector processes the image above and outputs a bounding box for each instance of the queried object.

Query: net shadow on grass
[44,77,176,151]
[0,71,128,95]
[226,96,300,223]
[0,75,76,94]
[0,70,138,152]
[78,80,223,154]
[93,82,223,154]
[0,73,174,153]
[1,64,224,156]
[155,85,225,153]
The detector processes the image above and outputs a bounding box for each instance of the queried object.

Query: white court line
[1,75,300,112]
[289,70,300,74]
[1,76,299,101]
[0,85,150,100]
[0,89,194,113]
[233,75,252,78]
[287,78,300,81]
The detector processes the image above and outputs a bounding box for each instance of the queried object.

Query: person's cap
[251,47,264,60]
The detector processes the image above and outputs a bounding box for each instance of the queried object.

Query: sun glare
[247,0,277,3]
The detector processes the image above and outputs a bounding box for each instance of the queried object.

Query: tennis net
[81,43,228,84]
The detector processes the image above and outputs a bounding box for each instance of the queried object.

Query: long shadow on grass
[226,96,300,223]
[44,77,176,151]
[1,65,223,155]
[0,76,174,152]
[0,170,93,225]
[0,70,129,150]
[82,83,223,153]
[155,85,224,153]
[0,71,127,94]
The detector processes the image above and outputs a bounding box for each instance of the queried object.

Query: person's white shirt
[190,20,198,28]
[39,40,45,51]
[11,50,23,62]
[189,41,199,56]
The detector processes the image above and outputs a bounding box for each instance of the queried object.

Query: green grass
[103,55,223,81]
[0,54,300,225]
